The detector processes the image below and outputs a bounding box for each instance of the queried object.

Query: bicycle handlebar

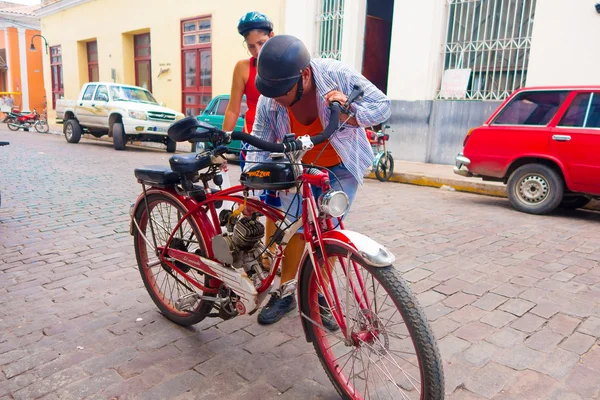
[223,102,343,154]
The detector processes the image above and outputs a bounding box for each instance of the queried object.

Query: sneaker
[318,294,340,332]
[257,293,297,325]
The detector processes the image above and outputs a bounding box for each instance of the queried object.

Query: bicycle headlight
[318,190,349,218]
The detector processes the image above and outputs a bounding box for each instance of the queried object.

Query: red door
[134,33,152,91]
[87,41,99,82]
[550,91,600,193]
[181,17,212,116]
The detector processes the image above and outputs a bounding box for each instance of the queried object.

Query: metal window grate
[438,0,537,100]
[315,0,345,60]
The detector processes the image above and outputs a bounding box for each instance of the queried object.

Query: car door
[200,97,228,129]
[550,91,600,193]
[76,84,97,126]
[88,84,110,127]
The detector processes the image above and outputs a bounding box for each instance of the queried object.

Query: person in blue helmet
[224,12,281,271]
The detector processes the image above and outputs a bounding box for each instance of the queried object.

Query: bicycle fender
[297,230,396,342]
[321,229,395,267]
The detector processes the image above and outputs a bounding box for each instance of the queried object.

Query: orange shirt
[289,109,341,167]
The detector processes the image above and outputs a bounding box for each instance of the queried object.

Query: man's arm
[243,96,272,171]
[324,64,391,128]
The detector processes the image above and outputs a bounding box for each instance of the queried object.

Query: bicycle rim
[303,246,441,400]
[135,194,212,321]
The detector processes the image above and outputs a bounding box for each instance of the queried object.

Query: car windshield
[110,86,158,104]
[493,90,569,126]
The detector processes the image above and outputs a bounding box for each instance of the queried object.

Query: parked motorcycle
[129,87,444,399]
[4,108,49,133]
[0,141,8,207]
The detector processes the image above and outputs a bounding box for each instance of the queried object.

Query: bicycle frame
[131,164,394,338]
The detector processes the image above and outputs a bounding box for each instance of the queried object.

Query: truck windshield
[110,86,158,104]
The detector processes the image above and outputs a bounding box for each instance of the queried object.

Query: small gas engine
[211,210,271,285]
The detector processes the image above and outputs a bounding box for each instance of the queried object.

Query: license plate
[153,126,168,133]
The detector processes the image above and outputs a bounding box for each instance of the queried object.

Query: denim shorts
[278,163,359,231]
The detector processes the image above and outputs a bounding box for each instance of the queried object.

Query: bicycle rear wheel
[300,245,444,399]
[133,193,214,326]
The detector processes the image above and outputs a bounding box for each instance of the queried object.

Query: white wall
[527,0,600,86]
[284,0,318,54]
[340,0,366,73]
[386,0,447,101]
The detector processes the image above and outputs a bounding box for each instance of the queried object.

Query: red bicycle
[130,95,443,399]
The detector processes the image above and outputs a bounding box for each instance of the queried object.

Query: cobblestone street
[1,129,599,399]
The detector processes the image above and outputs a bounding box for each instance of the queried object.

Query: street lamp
[29,34,49,55]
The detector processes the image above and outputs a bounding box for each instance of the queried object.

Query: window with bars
[315,0,345,60]
[439,0,537,101]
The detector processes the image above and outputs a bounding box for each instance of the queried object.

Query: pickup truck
[56,82,185,152]
[194,94,247,154]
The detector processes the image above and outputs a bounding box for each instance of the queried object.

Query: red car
[454,86,600,214]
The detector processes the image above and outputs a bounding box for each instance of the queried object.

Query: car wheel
[113,122,126,151]
[166,137,177,153]
[558,195,592,210]
[64,120,82,144]
[507,163,564,215]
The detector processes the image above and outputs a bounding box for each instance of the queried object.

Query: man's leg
[257,192,302,325]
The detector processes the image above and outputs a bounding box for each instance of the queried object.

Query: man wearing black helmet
[246,35,391,327]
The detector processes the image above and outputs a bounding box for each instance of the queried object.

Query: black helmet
[255,35,311,99]
[237,11,273,37]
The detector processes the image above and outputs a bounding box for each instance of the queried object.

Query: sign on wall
[439,68,472,99]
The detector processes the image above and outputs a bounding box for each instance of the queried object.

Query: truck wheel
[507,163,564,215]
[64,120,82,144]
[166,137,177,153]
[113,122,126,151]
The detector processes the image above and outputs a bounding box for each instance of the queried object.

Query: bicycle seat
[169,153,212,174]
[134,166,181,186]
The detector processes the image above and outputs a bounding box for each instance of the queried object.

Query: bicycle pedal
[174,293,200,312]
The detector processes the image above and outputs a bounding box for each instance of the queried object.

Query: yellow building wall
[40,0,285,112]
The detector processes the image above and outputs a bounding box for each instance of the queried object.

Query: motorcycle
[129,86,444,399]
[0,141,8,207]
[4,108,49,133]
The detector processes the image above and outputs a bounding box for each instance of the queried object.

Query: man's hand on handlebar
[324,91,359,127]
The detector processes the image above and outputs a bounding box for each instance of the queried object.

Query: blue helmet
[237,11,273,36]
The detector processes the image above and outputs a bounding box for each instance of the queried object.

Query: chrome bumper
[453,153,473,177]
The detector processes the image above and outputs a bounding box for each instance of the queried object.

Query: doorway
[361,0,394,94]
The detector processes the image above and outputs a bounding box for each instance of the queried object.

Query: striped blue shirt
[245,58,391,184]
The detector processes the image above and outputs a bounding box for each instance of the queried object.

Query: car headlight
[128,110,147,120]
[318,190,349,218]
[175,114,185,121]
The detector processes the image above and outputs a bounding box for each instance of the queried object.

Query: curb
[366,171,507,197]
[366,171,600,211]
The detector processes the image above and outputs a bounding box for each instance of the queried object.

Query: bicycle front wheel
[375,153,394,182]
[35,119,49,133]
[300,245,444,400]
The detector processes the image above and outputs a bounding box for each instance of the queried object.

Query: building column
[17,27,30,111]
[284,0,318,55]
[4,28,12,92]
[340,0,366,72]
